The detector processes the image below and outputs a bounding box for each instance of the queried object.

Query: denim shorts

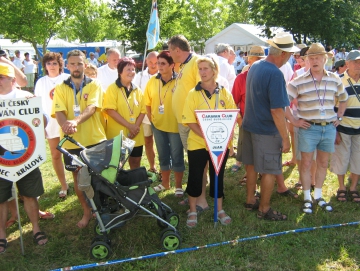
[152,124,185,172]
[298,123,336,153]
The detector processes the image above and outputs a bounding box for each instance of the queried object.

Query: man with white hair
[133,51,159,173]
[288,43,348,214]
[97,48,121,92]
[215,43,236,91]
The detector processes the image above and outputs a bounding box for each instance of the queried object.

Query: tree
[58,1,125,43]
[0,0,84,61]
[249,0,360,47]
[225,0,251,25]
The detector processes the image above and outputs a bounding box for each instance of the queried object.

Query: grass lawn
[1,132,360,271]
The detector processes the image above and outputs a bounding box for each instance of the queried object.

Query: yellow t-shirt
[172,54,201,123]
[98,53,107,63]
[103,81,146,146]
[182,83,237,151]
[144,73,178,133]
[51,77,106,149]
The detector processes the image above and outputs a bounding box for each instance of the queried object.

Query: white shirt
[87,58,99,67]
[217,55,236,92]
[97,64,118,92]
[133,68,157,125]
[279,62,294,84]
[13,57,24,70]
[34,73,69,138]
[335,52,348,61]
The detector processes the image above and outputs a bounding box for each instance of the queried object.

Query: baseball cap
[335,60,345,68]
[0,63,15,77]
[346,50,360,61]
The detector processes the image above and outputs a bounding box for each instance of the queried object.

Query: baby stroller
[57,131,181,259]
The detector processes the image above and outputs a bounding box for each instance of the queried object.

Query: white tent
[205,23,284,54]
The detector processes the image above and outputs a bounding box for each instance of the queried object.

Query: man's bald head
[146,51,159,75]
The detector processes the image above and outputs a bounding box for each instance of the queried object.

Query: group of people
[1,31,359,254]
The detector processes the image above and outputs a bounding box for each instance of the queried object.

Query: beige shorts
[25,73,35,88]
[330,133,360,175]
[178,123,190,151]
[143,123,153,137]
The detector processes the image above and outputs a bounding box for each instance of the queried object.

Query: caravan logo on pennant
[196,109,239,175]
[0,97,46,182]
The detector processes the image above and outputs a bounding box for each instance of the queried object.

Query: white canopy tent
[205,23,284,54]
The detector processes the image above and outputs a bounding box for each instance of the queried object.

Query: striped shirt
[336,71,360,134]
[287,69,347,122]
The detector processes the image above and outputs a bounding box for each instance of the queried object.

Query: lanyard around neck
[200,88,219,110]
[310,72,327,107]
[120,87,135,115]
[71,80,84,106]
[158,78,171,105]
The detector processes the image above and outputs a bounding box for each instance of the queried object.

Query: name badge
[129,115,135,123]
[158,104,164,114]
[73,105,80,117]
[319,108,326,119]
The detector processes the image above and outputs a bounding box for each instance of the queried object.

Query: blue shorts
[298,123,336,153]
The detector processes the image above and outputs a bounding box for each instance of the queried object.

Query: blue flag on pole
[146,0,160,50]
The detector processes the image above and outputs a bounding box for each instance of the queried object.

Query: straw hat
[306,43,333,57]
[248,46,265,58]
[267,32,299,53]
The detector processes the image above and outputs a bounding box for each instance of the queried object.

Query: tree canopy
[0,0,83,60]
[249,0,360,48]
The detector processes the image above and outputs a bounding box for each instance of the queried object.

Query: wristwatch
[338,116,343,121]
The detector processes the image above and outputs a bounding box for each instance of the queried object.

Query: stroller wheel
[161,231,181,251]
[166,212,180,228]
[94,223,110,235]
[90,241,112,259]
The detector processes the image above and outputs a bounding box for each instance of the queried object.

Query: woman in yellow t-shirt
[144,51,185,196]
[103,57,146,169]
[182,56,238,228]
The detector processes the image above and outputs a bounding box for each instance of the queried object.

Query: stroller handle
[147,171,158,183]
[57,135,86,150]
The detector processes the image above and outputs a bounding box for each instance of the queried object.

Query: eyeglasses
[46,62,59,66]
[158,62,168,66]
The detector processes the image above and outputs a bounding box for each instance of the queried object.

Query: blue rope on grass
[50,221,360,271]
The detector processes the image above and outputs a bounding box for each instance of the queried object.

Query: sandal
[175,188,184,198]
[6,219,17,229]
[217,210,231,225]
[336,190,347,202]
[178,198,189,206]
[277,189,298,199]
[257,208,287,221]
[0,239,7,254]
[33,232,48,246]
[244,199,259,211]
[39,211,55,219]
[59,187,69,199]
[186,205,210,215]
[302,200,313,214]
[349,191,360,202]
[153,184,168,192]
[315,198,333,212]
[231,164,241,172]
[239,176,247,186]
[186,212,198,228]
[295,183,302,190]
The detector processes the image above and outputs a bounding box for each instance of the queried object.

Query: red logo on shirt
[83,94,88,101]
[49,88,55,100]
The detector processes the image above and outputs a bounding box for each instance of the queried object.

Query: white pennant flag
[195,109,239,175]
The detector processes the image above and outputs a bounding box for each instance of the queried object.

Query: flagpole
[214,174,218,228]
[139,0,155,86]
[14,187,25,255]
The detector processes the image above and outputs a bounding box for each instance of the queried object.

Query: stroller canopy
[80,133,123,184]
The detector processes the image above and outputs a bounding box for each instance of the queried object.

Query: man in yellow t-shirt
[97,48,109,65]
[52,49,106,229]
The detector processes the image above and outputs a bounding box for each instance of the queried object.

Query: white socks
[303,189,312,201]
[314,188,322,200]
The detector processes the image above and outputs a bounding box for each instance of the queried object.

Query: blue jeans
[152,124,185,172]
[298,123,336,153]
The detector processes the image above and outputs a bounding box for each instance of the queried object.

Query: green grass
[1,133,360,271]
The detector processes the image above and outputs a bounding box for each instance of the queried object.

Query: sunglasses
[46,62,59,66]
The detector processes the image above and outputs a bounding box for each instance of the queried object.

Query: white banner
[0,97,46,182]
[195,109,239,175]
